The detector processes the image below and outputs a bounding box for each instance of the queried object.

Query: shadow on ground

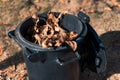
[0,51,24,70]
[101,31,120,80]
[80,31,120,80]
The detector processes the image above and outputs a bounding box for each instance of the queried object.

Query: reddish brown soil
[0,0,120,80]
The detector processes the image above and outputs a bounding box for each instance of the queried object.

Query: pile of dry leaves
[26,12,78,51]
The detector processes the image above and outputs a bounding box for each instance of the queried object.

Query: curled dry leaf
[65,41,77,51]
[41,38,49,48]
[69,32,78,40]
[41,24,54,38]
[26,12,78,51]
[34,34,41,45]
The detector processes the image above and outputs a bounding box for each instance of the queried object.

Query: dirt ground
[0,0,120,80]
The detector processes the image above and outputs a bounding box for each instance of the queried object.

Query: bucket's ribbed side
[23,50,80,80]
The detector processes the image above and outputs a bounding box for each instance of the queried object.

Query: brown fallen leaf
[59,0,65,3]
[1,0,9,2]
[0,70,3,75]
[34,34,41,45]
[41,24,54,38]
[17,70,27,80]
[65,41,77,51]
[1,21,9,25]
[34,0,39,3]
[35,5,41,11]
[104,7,112,11]
[42,38,49,48]
[47,12,58,24]
[115,3,120,7]
[0,48,3,56]
[55,40,62,47]
[80,8,95,13]
[69,31,78,40]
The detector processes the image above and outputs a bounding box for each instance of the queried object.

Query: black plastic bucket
[8,12,106,80]
[8,12,88,80]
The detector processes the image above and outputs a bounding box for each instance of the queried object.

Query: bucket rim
[15,12,88,51]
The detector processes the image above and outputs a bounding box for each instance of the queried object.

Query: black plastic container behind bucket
[8,12,88,80]
[77,12,106,73]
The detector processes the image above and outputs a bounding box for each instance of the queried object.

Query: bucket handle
[8,30,17,40]
[8,30,22,47]
[56,51,80,66]
[8,30,47,63]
